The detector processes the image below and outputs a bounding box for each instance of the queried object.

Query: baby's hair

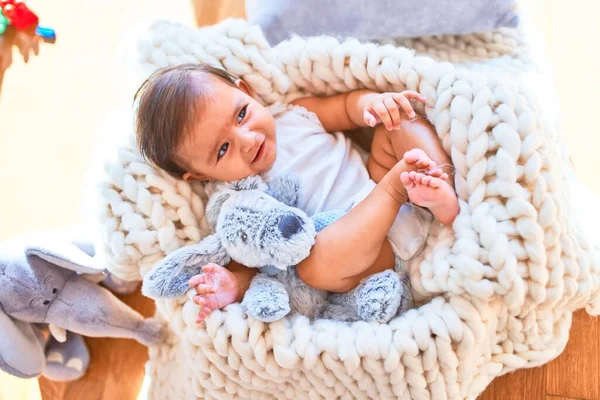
[133,63,239,177]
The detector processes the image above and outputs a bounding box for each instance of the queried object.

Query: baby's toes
[403,148,427,165]
[427,167,444,178]
[416,158,436,171]
[429,177,443,188]
[422,175,433,186]
[414,172,426,184]
[400,171,413,187]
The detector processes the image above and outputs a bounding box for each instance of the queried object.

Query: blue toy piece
[312,209,346,232]
[35,25,56,43]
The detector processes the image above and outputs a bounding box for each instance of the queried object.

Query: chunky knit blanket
[94,17,600,400]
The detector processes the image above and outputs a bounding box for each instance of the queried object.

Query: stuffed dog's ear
[142,234,231,299]
[230,176,268,192]
[214,176,268,193]
[207,176,271,228]
[206,190,232,230]
[266,173,302,208]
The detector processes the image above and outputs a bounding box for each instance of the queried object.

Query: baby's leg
[299,116,455,294]
[297,158,415,293]
[323,117,457,294]
[368,114,459,225]
[369,114,454,186]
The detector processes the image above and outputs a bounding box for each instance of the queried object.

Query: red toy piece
[1,0,38,30]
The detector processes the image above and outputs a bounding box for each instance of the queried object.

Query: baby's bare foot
[403,148,437,171]
[403,148,448,178]
[401,170,459,225]
[380,149,439,203]
[379,148,447,205]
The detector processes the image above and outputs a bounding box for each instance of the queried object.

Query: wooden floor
[480,310,600,400]
[0,0,598,399]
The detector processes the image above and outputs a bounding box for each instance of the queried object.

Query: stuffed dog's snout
[278,215,304,239]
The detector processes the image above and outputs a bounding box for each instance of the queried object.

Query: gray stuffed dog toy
[0,229,166,381]
[143,173,412,323]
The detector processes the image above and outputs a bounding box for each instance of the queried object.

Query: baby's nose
[278,215,303,239]
[239,130,257,152]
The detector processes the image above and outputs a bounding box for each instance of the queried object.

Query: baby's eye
[237,105,248,124]
[218,143,229,160]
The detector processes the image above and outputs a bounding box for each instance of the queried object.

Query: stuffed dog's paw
[356,270,407,323]
[241,275,290,322]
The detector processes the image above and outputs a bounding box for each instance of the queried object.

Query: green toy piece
[0,9,8,35]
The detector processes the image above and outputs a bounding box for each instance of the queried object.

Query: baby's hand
[189,263,240,323]
[363,90,426,130]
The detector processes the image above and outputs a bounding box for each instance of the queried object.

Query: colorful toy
[0,10,8,35]
[1,0,38,30]
[0,0,55,42]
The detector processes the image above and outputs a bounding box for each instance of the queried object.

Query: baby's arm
[292,89,425,133]
[189,261,256,322]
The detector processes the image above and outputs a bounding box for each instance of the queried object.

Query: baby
[134,63,459,322]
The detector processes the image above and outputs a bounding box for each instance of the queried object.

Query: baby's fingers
[372,102,394,130]
[193,293,219,309]
[193,295,207,307]
[363,109,378,127]
[189,274,208,287]
[202,263,220,273]
[400,90,426,102]
[194,284,217,295]
[384,96,401,130]
[196,306,215,323]
[392,94,417,119]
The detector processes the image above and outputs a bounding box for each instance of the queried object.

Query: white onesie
[264,103,432,260]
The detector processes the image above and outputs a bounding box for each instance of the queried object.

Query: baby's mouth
[251,141,265,164]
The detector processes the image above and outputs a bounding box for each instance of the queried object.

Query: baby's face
[180,75,277,182]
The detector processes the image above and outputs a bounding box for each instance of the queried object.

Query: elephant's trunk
[46,276,165,346]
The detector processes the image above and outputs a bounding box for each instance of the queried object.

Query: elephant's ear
[142,234,231,299]
[24,233,104,275]
[266,172,301,208]
[0,307,46,378]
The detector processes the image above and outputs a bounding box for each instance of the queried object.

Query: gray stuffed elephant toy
[0,229,166,381]
[143,173,412,323]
